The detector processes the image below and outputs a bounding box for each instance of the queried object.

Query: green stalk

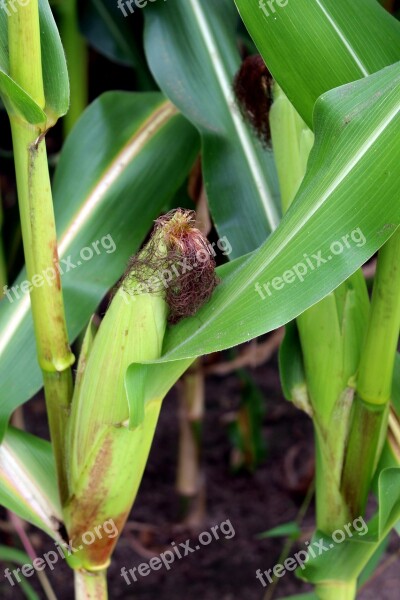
[356,230,400,406]
[58,0,88,136]
[342,229,400,516]
[269,85,371,599]
[74,569,108,600]
[8,2,74,503]
[8,0,45,108]
[271,84,355,532]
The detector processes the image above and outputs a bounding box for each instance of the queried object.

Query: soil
[1,354,399,600]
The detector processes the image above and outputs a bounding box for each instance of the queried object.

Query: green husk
[64,254,168,570]
[63,210,217,573]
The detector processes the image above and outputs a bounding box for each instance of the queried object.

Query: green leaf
[0,427,63,540]
[0,9,45,124]
[0,0,69,125]
[0,73,46,125]
[39,0,70,122]
[0,92,199,439]
[80,0,155,88]
[125,358,193,430]
[73,316,98,399]
[144,0,280,258]
[0,546,30,564]
[299,467,400,583]
[234,0,400,127]
[157,63,400,362]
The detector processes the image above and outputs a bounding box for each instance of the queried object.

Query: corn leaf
[144,0,281,258]
[0,92,199,440]
[234,0,400,127]
[0,427,63,541]
[0,0,69,124]
[158,63,400,361]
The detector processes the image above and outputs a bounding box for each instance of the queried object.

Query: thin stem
[7,0,45,107]
[269,87,359,596]
[342,401,388,517]
[8,2,74,503]
[74,569,108,600]
[357,230,400,406]
[314,424,351,533]
[342,229,400,515]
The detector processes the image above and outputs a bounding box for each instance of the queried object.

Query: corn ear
[63,285,167,570]
[63,209,217,571]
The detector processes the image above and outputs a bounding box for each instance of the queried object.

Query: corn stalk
[7,0,74,504]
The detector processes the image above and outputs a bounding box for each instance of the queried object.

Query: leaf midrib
[314,0,370,77]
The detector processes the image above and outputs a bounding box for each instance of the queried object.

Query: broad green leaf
[0,427,62,541]
[0,92,200,439]
[0,0,69,125]
[234,0,400,127]
[299,467,400,583]
[79,0,155,88]
[157,63,400,362]
[144,0,281,258]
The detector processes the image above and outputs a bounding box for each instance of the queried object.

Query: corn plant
[0,0,400,599]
